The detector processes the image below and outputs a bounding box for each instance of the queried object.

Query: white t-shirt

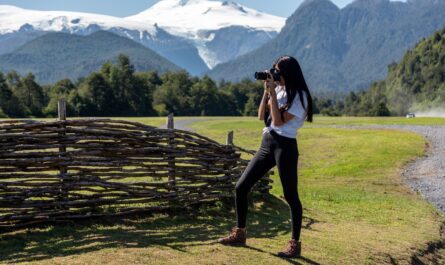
[262,85,308,139]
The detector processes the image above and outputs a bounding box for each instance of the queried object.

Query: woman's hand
[266,81,277,90]
[265,74,278,93]
[268,82,277,97]
[265,72,278,95]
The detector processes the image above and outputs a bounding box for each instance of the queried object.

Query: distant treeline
[313,91,392,117]
[0,52,404,119]
[0,54,269,118]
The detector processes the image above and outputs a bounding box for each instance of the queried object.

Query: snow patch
[126,0,285,38]
[0,5,157,35]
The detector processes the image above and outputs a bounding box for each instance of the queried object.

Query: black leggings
[235,129,303,240]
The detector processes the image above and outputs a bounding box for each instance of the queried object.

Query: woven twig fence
[0,111,273,229]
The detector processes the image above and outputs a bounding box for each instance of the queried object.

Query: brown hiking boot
[217,226,246,245]
[277,239,301,258]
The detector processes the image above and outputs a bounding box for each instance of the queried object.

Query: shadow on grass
[0,194,320,264]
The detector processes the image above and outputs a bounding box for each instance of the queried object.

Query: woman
[217,56,313,259]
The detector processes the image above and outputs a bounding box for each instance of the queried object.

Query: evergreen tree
[6,71,20,88]
[153,71,194,116]
[0,72,25,117]
[134,71,161,116]
[190,76,219,116]
[77,72,114,116]
[0,72,27,117]
[243,90,263,116]
[0,107,6,118]
[12,73,46,116]
[371,102,391,116]
[44,79,76,117]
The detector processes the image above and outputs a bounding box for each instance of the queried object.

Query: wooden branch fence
[0,101,273,229]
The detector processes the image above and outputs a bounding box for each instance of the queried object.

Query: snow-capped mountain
[0,0,286,74]
[128,0,283,35]
[126,0,285,68]
[0,4,208,74]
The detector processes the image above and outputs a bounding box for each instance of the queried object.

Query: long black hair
[274,55,313,123]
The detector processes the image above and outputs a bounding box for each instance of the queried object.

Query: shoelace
[283,241,298,253]
[228,228,242,240]
[225,228,236,239]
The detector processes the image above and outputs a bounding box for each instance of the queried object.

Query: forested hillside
[0,31,181,84]
[320,27,445,116]
[208,0,445,94]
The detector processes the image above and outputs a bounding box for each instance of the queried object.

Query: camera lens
[254,72,268,80]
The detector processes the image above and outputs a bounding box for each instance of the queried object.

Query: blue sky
[0,0,358,17]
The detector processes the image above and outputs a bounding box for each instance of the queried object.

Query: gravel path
[386,125,445,214]
[161,118,445,215]
[159,117,213,131]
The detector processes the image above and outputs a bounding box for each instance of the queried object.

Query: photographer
[217,56,313,258]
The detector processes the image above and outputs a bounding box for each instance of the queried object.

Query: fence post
[58,99,66,122]
[222,131,236,205]
[166,113,176,189]
[226,131,233,146]
[58,99,68,209]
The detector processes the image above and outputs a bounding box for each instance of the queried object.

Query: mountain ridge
[0,30,181,84]
[0,1,285,72]
[207,0,445,93]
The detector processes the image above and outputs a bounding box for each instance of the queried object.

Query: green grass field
[0,117,167,127]
[311,116,445,126]
[4,115,444,127]
[0,116,444,264]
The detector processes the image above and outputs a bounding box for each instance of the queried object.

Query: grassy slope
[0,116,444,264]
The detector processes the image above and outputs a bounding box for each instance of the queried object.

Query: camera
[254,68,281,81]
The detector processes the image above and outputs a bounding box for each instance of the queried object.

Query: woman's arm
[258,86,270,120]
[268,83,295,126]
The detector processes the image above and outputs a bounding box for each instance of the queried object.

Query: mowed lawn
[0,116,444,264]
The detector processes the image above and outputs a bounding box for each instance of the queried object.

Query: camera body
[254,68,281,82]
